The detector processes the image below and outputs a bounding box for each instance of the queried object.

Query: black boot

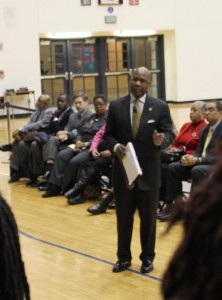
[67,194,85,205]
[42,183,61,198]
[64,168,98,199]
[87,192,114,215]
[26,175,39,187]
[8,167,20,183]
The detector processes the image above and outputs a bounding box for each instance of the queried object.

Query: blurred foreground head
[0,195,30,300]
[162,143,222,299]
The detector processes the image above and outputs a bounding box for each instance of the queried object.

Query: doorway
[40,35,165,105]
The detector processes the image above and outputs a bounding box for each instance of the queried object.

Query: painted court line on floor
[20,230,162,282]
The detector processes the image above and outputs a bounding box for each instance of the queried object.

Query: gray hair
[193,101,205,112]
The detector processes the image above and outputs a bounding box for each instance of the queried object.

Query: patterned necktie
[202,128,213,157]
[132,99,141,138]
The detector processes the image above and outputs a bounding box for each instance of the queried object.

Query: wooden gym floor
[0,117,182,300]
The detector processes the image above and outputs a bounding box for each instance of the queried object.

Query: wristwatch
[196,157,201,164]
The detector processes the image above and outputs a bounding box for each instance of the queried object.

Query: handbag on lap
[161,146,186,163]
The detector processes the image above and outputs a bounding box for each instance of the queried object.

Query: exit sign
[105,15,117,24]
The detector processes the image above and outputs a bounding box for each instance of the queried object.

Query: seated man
[40,92,92,182]
[159,100,222,221]
[0,94,54,183]
[27,93,73,185]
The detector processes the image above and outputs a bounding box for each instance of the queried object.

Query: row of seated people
[1,95,222,218]
[0,92,115,214]
[159,99,222,221]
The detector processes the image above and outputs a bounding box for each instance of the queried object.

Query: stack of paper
[121,142,142,187]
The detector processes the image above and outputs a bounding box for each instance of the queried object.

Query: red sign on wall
[129,0,139,5]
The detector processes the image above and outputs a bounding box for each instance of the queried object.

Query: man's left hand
[153,130,164,146]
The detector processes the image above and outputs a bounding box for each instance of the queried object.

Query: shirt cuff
[114,143,121,152]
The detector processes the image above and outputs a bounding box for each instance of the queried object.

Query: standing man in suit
[159,100,222,222]
[104,67,173,273]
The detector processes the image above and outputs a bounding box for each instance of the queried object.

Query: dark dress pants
[48,148,77,187]
[43,136,69,162]
[61,150,90,192]
[30,141,44,176]
[10,140,30,177]
[43,136,60,162]
[159,162,169,202]
[62,153,112,192]
[114,179,159,262]
[165,162,191,203]
[165,162,214,203]
[191,164,214,187]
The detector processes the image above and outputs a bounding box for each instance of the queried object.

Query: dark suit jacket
[194,120,222,164]
[104,95,173,190]
[46,107,74,134]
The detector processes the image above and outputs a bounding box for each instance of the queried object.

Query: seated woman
[42,94,108,198]
[161,152,222,300]
[158,101,206,220]
[63,123,113,205]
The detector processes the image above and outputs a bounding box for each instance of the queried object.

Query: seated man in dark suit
[27,93,73,185]
[159,100,222,221]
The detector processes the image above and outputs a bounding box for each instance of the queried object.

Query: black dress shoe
[26,180,39,187]
[39,170,51,180]
[8,168,20,183]
[67,194,85,205]
[0,143,12,151]
[141,260,153,273]
[158,214,171,222]
[38,182,49,191]
[157,203,174,222]
[108,199,116,209]
[64,187,79,199]
[87,203,106,215]
[8,176,20,183]
[113,260,131,273]
[42,185,60,198]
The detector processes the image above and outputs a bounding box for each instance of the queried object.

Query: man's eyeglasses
[131,76,150,84]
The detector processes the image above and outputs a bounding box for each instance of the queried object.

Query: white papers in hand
[122,142,142,187]
[68,144,76,151]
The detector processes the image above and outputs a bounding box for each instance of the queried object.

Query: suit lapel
[137,96,154,135]
[207,120,222,149]
[121,96,132,138]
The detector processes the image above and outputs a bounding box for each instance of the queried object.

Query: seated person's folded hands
[100,150,112,158]
[181,154,199,167]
